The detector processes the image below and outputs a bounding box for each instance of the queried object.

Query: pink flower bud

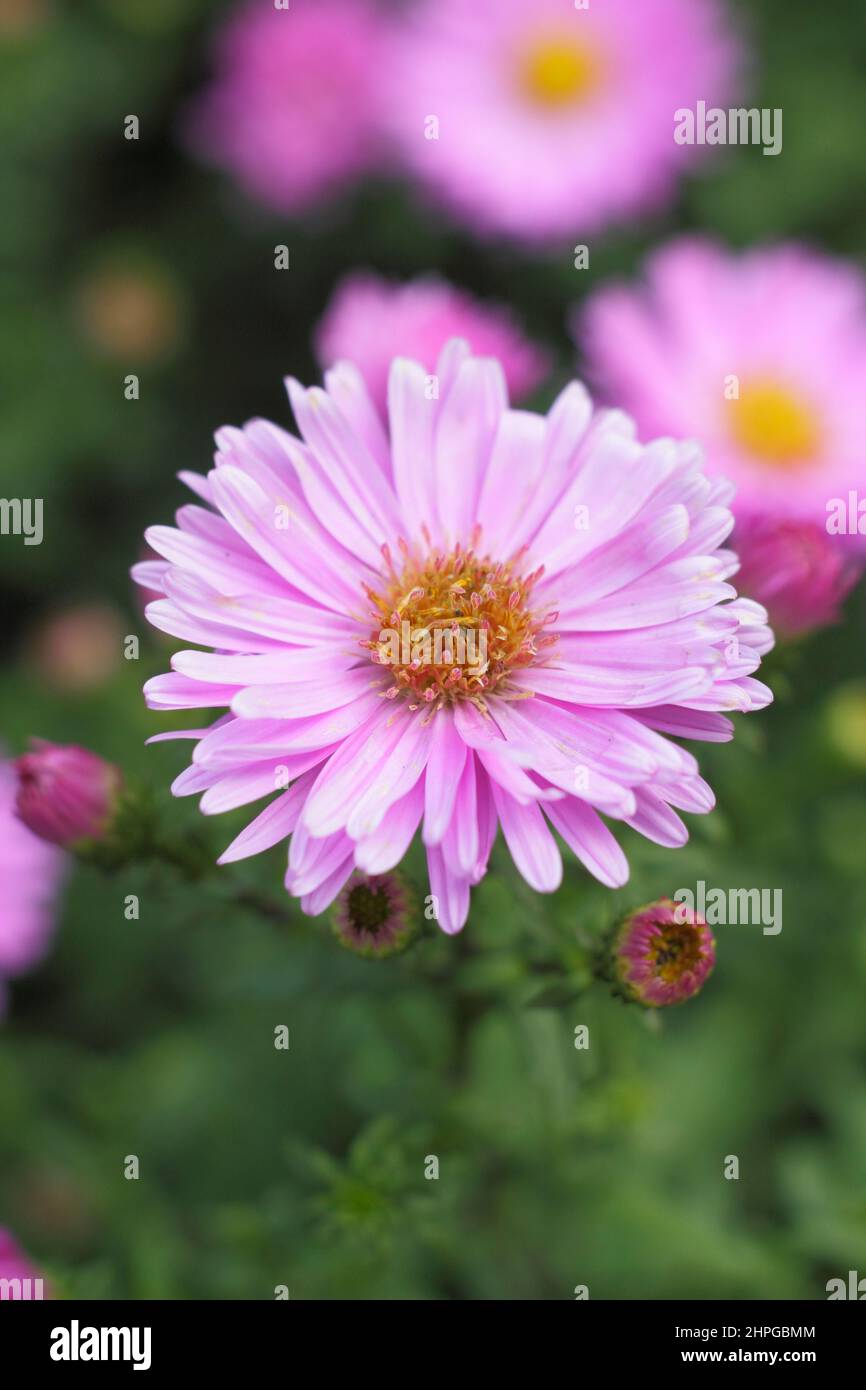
[734,517,861,640]
[14,741,123,849]
[613,898,716,1008]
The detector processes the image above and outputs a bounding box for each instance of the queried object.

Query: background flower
[732,517,859,639]
[579,238,866,629]
[315,273,550,414]
[580,239,866,523]
[0,758,65,1013]
[383,0,741,241]
[184,0,385,215]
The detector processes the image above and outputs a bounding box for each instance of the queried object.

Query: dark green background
[1,0,865,1298]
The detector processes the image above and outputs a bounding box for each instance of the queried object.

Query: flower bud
[734,517,860,639]
[610,898,715,1007]
[332,871,414,958]
[14,741,123,849]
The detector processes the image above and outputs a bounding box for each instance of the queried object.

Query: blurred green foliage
[1,0,865,1299]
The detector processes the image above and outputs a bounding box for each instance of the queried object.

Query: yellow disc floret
[362,528,555,712]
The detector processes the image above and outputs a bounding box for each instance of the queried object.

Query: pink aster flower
[136,340,772,936]
[0,1228,49,1299]
[184,0,385,216]
[581,238,866,524]
[579,239,866,628]
[15,741,124,850]
[612,899,715,1007]
[383,0,740,243]
[315,273,550,417]
[0,758,65,1012]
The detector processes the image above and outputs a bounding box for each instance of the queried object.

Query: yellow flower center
[647,921,705,984]
[730,380,820,468]
[362,531,554,711]
[520,35,602,109]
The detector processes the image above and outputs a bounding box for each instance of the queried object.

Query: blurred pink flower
[0,1228,49,1298]
[136,341,772,936]
[732,517,858,639]
[580,238,866,526]
[580,238,866,631]
[184,0,385,215]
[613,898,715,1008]
[383,0,740,242]
[15,741,123,850]
[0,759,64,1010]
[315,273,550,414]
[28,602,123,693]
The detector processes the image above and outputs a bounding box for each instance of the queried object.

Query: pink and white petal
[145,524,284,597]
[260,691,385,754]
[298,854,356,916]
[446,751,480,877]
[555,504,692,610]
[623,788,689,848]
[287,378,402,539]
[199,751,327,814]
[543,797,629,888]
[132,560,170,593]
[387,357,440,542]
[208,464,368,614]
[144,672,240,711]
[344,710,433,839]
[218,772,316,864]
[517,662,713,708]
[353,781,425,874]
[173,647,358,686]
[426,844,471,935]
[558,559,737,631]
[476,410,546,556]
[288,829,356,897]
[300,707,413,837]
[490,784,563,893]
[634,706,735,742]
[477,746,562,806]
[231,668,382,719]
[422,710,468,846]
[322,361,392,479]
[164,569,362,647]
[145,600,283,653]
[177,469,215,504]
[504,381,594,554]
[434,355,506,542]
[653,776,716,815]
[273,426,386,569]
